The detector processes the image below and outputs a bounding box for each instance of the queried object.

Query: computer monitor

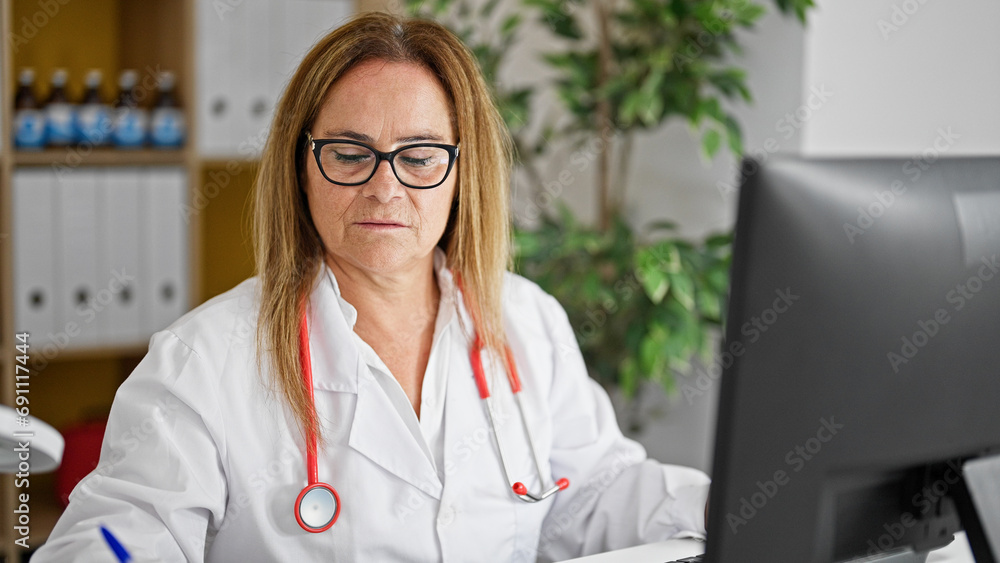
[705,155,1000,563]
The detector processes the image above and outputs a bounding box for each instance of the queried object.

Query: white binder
[232,0,273,157]
[141,167,190,334]
[194,0,351,158]
[12,168,56,347]
[281,0,352,77]
[56,168,101,349]
[267,0,289,118]
[100,167,144,346]
[269,0,352,122]
[196,0,235,157]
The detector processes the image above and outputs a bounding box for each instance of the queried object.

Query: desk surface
[563,532,975,563]
[561,538,705,563]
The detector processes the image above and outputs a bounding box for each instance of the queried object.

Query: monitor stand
[955,453,1000,563]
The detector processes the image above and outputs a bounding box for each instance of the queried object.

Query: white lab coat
[33,253,710,562]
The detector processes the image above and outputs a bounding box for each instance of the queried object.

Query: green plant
[515,207,732,399]
[403,0,812,408]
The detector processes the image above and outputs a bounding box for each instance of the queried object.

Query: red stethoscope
[294,281,570,533]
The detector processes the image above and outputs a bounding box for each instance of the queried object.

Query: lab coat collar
[306,247,458,394]
[320,246,457,333]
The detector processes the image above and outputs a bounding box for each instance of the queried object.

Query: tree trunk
[595,0,614,231]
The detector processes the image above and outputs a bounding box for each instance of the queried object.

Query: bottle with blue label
[111,70,148,149]
[13,68,47,150]
[77,69,112,147]
[45,69,77,147]
[150,71,185,149]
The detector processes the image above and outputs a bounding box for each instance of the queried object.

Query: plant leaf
[702,128,722,159]
[501,14,522,37]
[636,248,671,304]
[620,357,639,398]
[696,287,722,320]
[644,219,677,234]
[669,272,697,311]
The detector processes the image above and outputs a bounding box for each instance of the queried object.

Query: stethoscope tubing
[296,308,341,533]
[470,333,569,502]
[300,309,318,485]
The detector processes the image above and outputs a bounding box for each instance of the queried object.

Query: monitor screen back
[705,156,1000,562]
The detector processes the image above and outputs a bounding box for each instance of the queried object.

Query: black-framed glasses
[306,132,460,189]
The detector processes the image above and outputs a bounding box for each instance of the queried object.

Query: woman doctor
[34,12,710,562]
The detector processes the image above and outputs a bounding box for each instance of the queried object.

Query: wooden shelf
[1,0,201,559]
[13,149,188,167]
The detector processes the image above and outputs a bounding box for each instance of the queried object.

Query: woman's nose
[361,159,405,202]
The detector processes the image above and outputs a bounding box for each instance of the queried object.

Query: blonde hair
[253,12,513,442]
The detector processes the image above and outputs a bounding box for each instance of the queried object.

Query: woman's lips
[356,220,407,230]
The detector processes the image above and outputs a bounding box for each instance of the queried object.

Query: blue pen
[100,525,132,563]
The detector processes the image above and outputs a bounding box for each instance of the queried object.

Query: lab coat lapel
[349,371,444,499]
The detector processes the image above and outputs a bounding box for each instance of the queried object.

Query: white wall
[802,0,1000,155]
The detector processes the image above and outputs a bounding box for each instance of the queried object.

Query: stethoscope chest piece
[295,482,340,533]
